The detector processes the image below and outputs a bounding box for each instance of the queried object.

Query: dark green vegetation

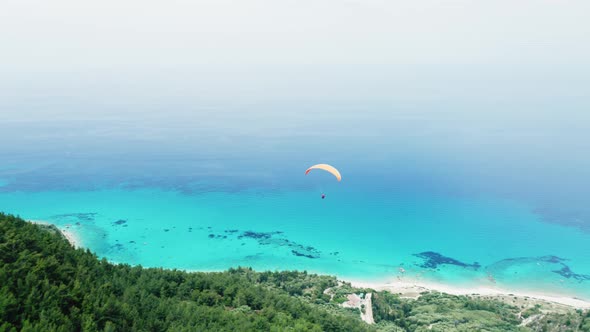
[0,213,368,332]
[370,291,589,331]
[1,212,589,331]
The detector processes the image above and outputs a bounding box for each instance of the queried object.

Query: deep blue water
[1,66,589,299]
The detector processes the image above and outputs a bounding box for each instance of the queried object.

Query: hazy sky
[2,0,590,70]
[1,1,590,229]
[1,0,589,107]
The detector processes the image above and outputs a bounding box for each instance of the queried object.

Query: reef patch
[414,251,480,270]
[50,213,97,222]
[292,250,318,259]
[552,265,590,282]
[205,229,320,259]
[486,255,590,283]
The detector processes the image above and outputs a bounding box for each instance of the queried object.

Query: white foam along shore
[348,277,590,310]
[29,220,83,248]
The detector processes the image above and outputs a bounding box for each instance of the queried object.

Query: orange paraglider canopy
[305,164,341,181]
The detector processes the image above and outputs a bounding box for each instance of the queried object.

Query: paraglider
[305,164,341,199]
[305,164,341,181]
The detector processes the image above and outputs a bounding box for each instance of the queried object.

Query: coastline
[25,219,590,310]
[348,277,590,310]
[59,228,82,248]
[29,220,83,248]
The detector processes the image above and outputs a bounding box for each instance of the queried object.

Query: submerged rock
[552,264,590,282]
[291,250,319,259]
[51,213,97,222]
[414,251,480,270]
[238,231,274,240]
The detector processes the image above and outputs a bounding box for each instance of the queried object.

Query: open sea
[1,65,589,299]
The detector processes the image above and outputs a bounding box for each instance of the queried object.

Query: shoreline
[25,219,590,310]
[29,219,83,248]
[59,228,82,248]
[347,277,590,310]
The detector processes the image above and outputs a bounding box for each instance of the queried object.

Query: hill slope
[1,212,589,331]
[0,213,371,332]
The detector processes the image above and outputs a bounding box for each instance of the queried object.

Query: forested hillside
[0,213,370,332]
[1,212,589,331]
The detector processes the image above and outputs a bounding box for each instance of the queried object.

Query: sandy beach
[59,228,82,248]
[29,220,83,248]
[348,277,590,310]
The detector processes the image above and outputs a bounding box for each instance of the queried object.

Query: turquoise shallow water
[1,100,590,299]
[1,183,589,299]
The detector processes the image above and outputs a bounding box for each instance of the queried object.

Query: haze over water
[1,1,590,299]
